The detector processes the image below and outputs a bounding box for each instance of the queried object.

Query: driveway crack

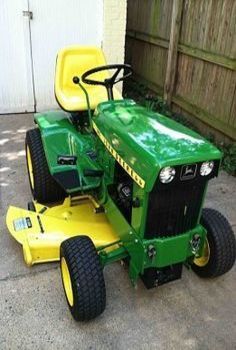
[0,265,59,283]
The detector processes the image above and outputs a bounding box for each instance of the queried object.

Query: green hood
[94,100,222,191]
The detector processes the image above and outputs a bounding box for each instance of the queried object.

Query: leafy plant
[219,143,236,176]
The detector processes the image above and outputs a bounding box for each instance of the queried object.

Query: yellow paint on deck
[6,196,119,266]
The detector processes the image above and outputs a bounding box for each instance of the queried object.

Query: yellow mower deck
[6,196,119,266]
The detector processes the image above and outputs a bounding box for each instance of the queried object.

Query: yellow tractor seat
[55,46,122,112]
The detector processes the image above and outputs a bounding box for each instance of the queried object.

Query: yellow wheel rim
[61,257,74,307]
[194,238,210,267]
[26,146,34,189]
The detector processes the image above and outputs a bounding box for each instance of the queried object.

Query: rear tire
[25,128,65,203]
[192,208,236,278]
[60,236,106,321]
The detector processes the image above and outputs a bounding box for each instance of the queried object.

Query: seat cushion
[55,46,122,111]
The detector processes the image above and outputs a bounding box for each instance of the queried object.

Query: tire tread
[60,236,106,321]
[192,208,236,278]
[25,128,65,203]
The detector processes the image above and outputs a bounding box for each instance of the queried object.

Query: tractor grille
[145,182,205,238]
[144,161,220,239]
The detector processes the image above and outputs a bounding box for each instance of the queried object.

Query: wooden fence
[125,0,236,141]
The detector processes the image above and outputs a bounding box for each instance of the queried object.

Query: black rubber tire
[192,208,236,278]
[25,128,65,203]
[60,236,106,321]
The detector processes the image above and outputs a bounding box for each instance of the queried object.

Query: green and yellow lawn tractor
[7,46,236,321]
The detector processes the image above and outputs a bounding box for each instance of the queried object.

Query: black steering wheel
[81,64,132,100]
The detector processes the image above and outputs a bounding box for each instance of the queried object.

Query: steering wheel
[81,64,133,100]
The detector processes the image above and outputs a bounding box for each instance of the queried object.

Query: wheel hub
[61,257,74,306]
[194,238,210,267]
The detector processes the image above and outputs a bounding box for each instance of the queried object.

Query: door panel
[29,0,103,111]
[0,0,35,114]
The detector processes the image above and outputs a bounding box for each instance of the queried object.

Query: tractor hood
[94,100,222,191]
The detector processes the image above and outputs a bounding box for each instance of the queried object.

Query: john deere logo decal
[180,164,197,180]
[92,122,145,188]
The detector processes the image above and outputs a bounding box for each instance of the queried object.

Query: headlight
[200,161,214,176]
[159,167,176,183]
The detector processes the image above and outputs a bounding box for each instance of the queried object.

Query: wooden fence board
[180,0,236,58]
[129,38,168,90]
[164,0,183,104]
[125,0,236,141]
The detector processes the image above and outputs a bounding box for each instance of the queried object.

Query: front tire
[60,236,106,321]
[192,208,236,278]
[25,128,65,203]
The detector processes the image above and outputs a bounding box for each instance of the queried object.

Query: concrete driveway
[0,113,235,350]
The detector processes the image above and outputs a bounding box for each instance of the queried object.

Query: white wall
[0,0,35,113]
[103,0,127,64]
[30,0,103,111]
[0,0,127,113]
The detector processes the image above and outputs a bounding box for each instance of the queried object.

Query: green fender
[34,111,101,193]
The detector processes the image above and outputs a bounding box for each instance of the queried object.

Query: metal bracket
[23,11,33,20]
[57,155,77,166]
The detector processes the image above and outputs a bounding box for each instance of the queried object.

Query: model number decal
[13,217,32,231]
[92,122,145,188]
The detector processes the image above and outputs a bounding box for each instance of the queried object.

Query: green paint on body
[35,111,102,193]
[34,98,222,283]
[94,100,221,191]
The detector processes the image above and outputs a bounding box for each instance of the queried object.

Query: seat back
[55,46,121,112]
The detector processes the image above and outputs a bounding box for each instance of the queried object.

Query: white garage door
[0,0,103,114]
[0,0,35,113]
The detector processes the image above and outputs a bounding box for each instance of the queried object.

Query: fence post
[164,0,183,106]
